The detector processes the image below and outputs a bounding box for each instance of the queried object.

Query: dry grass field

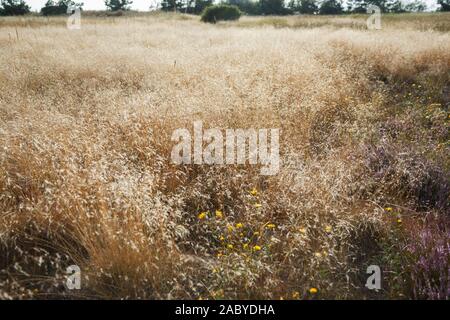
[0,12,449,300]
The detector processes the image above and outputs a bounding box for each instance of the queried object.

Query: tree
[105,0,133,11]
[404,0,426,11]
[298,0,318,13]
[259,0,291,15]
[0,0,30,16]
[41,0,83,16]
[170,0,212,14]
[385,0,404,12]
[318,0,343,14]
[288,0,318,14]
[226,0,261,15]
[160,0,184,11]
[346,0,367,12]
[348,0,389,12]
[367,0,387,11]
[437,0,450,11]
[192,0,212,14]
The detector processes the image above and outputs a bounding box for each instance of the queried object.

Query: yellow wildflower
[385,207,393,212]
[227,244,234,249]
[198,212,207,220]
[227,225,234,233]
[266,223,276,229]
[325,225,332,233]
[299,227,307,234]
[250,188,258,196]
[292,291,300,299]
[254,203,262,208]
[253,245,262,251]
[236,223,244,229]
[213,289,224,298]
[397,218,402,224]
[253,231,260,236]
[219,235,225,241]
[215,210,223,218]
[243,243,249,249]
[315,252,322,258]
[309,288,318,294]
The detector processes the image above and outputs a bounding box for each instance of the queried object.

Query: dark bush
[259,0,292,15]
[201,4,241,23]
[41,5,66,15]
[318,0,342,15]
[0,0,30,16]
[41,0,83,16]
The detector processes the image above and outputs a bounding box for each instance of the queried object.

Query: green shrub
[201,4,241,23]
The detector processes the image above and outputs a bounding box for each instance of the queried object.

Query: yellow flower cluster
[384,206,403,225]
[196,203,276,260]
[249,187,263,209]
[198,210,224,220]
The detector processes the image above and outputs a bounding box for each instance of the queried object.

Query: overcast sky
[27,0,158,11]
[25,0,439,12]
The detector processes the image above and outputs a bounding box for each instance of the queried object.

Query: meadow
[0,12,449,299]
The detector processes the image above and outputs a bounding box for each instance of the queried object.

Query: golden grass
[0,13,449,299]
[233,12,450,32]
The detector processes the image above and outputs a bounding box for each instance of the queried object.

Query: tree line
[1,0,450,16]
[161,0,450,14]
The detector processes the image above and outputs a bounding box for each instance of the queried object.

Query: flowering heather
[408,221,450,300]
